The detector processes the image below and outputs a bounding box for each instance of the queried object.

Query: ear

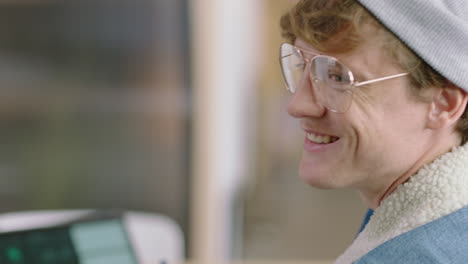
[427,84,468,129]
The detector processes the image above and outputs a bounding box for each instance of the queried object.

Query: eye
[328,73,345,83]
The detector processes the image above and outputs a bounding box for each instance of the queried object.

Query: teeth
[307,133,338,144]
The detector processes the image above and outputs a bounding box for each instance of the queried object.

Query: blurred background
[0,0,365,262]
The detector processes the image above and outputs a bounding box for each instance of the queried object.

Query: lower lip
[303,136,340,152]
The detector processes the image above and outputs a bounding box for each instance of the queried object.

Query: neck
[359,134,461,210]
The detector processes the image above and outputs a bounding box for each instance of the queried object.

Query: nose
[287,67,326,119]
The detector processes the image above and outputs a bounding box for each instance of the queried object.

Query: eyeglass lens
[280,43,354,113]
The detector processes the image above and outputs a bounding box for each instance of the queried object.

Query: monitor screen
[0,218,138,264]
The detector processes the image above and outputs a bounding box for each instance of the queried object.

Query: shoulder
[356,206,468,264]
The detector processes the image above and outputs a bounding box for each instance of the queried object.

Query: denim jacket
[336,143,468,264]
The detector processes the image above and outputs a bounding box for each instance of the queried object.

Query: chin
[298,153,349,189]
[299,171,341,189]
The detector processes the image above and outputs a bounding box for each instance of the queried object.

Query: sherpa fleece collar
[336,143,468,264]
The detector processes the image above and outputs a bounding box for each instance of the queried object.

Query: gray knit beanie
[356,0,468,92]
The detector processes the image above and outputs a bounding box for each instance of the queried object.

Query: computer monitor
[0,214,138,264]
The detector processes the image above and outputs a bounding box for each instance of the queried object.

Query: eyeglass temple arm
[354,73,409,87]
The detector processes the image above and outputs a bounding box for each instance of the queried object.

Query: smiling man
[279,0,468,263]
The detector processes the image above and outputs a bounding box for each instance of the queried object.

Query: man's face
[287,38,435,192]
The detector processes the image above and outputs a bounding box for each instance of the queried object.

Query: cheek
[344,94,398,164]
[350,94,419,148]
[351,85,427,133]
[346,91,430,173]
[345,92,383,140]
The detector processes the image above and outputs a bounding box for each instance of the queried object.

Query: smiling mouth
[306,132,339,144]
